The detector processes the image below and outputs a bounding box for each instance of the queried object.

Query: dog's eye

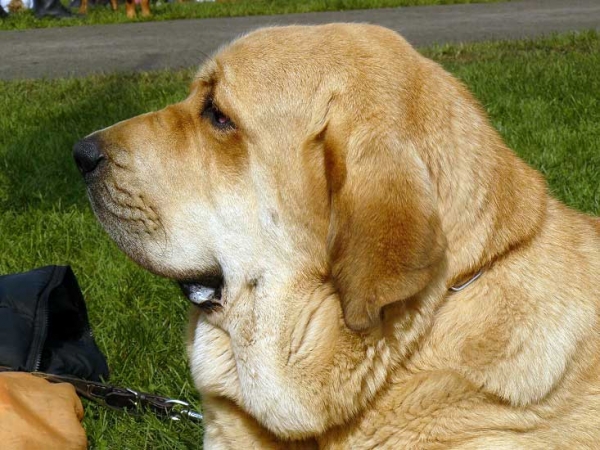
[202,99,234,131]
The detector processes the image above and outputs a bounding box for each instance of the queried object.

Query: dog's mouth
[178,274,224,312]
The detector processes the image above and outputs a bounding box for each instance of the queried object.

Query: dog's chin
[106,230,226,310]
[88,189,226,310]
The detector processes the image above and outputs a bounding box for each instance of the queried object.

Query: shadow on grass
[0,70,192,212]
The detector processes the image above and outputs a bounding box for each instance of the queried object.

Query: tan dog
[73,24,600,449]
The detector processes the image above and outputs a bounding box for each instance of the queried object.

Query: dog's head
[74,24,546,438]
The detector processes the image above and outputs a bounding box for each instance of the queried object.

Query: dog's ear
[324,126,446,331]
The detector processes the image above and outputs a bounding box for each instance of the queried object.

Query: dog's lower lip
[178,278,223,310]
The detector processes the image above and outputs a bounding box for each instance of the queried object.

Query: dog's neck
[405,67,548,288]
[211,266,448,439]
[425,131,547,288]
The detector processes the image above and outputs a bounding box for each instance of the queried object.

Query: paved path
[1,0,599,80]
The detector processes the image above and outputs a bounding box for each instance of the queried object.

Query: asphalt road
[1,0,599,80]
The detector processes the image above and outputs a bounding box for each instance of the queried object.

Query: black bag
[0,265,109,381]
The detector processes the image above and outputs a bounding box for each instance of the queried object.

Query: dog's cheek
[188,317,243,402]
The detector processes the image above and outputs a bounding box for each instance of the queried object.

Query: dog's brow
[195,58,219,84]
[195,73,215,86]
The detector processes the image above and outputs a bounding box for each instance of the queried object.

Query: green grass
[0,0,506,30]
[0,31,598,448]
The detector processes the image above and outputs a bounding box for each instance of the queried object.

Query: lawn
[0,31,598,448]
[0,0,506,30]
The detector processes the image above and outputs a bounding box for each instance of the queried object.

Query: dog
[79,0,150,19]
[73,24,600,448]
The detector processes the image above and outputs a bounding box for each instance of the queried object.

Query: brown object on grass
[0,372,86,450]
[79,0,150,19]
[7,0,25,13]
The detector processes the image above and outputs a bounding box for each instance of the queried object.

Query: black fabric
[0,266,109,381]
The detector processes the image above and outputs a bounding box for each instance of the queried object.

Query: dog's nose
[73,136,105,176]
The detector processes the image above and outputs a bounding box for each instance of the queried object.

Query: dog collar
[449,269,483,292]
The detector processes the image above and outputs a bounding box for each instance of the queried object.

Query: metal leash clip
[0,366,203,423]
[163,399,204,422]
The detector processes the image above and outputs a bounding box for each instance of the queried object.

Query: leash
[0,366,203,423]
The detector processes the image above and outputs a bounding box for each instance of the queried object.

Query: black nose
[73,136,105,176]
